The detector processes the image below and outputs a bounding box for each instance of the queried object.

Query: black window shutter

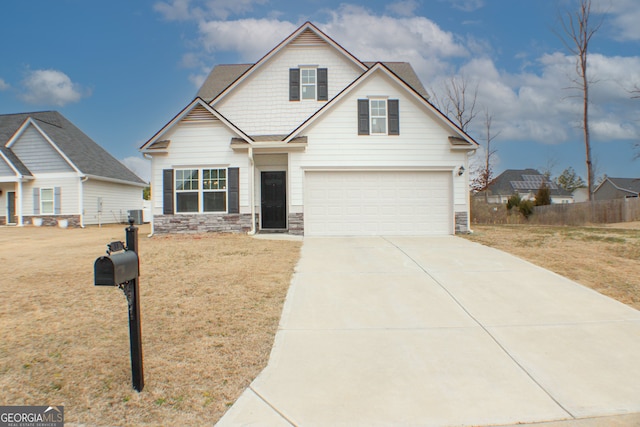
[162,169,174,215]
[317,68,328,101]
[357,99,369,135]
[289,68,300,101]
[388,99,399,135]
[228,167,239,214]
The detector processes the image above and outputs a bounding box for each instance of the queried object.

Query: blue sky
[1,0,639,183]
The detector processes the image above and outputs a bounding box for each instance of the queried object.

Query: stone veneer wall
[24,215,82,228]
[454,211,469,234]
[287,213,304,235]
[153,214,255,234]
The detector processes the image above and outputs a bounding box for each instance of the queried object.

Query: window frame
[369,98,388,135]
[300,67,317,101]
[174,168,228,214]
[40,188,54,215]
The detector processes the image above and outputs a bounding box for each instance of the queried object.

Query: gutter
[247,145,257,236]
[79,176,88,228]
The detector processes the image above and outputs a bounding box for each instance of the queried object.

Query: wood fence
[471,197,640,226]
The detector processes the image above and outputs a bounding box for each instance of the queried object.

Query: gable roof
[599,177,640,195]
[488,169,572,196]
[284,62,477,147]
[206,22,369,104]
[140,97,253,151]
[0,111,145,184]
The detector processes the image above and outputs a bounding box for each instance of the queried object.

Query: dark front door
[7,192,16,224]
[261,171,286,229]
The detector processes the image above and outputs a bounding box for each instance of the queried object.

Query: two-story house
[141,22,477,236]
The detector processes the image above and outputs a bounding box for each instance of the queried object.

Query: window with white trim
[370,99,387,134]
[175,169,199,213]
[203,168,227,212]
[40,188,54,215]
[175,168,227,213]
[300,68,317,100]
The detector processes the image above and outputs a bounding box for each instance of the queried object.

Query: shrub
[507,194,521,211]
[535,183,551,206]
[519,199,535,219]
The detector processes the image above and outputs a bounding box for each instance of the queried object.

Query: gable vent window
[358,98,400,136]
[290,67,328,101]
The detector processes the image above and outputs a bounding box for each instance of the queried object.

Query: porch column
[17,180,23,226]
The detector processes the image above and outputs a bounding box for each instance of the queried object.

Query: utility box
[94,250,139,286]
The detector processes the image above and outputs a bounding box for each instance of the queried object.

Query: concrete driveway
[217,236,640,426]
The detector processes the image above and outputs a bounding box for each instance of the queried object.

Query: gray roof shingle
[196,62,429,103]
[607,177,640,194]
[0,111,145,184]
[487,168,573,197]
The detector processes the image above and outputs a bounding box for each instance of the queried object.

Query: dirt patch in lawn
[463,224,640,310]
[0,224,301,426]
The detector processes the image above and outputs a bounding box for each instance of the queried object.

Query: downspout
[143,153,154,237]
[247,145,257,235]
[79,176,88,228]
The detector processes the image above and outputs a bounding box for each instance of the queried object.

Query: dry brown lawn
[463,224,640,310]
[0,224,301,426]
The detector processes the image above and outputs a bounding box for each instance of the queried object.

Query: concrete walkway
[217,236,640,426]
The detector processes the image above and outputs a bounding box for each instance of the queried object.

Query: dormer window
[289,67,328,101]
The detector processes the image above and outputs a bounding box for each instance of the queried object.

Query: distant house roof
[487,168,573,197]
[600,177,640,196]
[0,111,145,184]
[196,61,430,103]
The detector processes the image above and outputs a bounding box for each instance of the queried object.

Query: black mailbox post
[93,218,144,392]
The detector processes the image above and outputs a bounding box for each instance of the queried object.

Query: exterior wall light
[458,166,465,176]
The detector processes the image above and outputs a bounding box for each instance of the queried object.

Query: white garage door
[304,171,452,236]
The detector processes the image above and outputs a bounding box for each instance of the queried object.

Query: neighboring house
[0,111,146,227]
[483,169,574,204]
[572,187,589,203]
[593,177,640,200]
[141,22,478,236]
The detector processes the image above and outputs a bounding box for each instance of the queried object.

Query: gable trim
[140,97,253,152]
[6,118,82,173]
[284,62,478,147]
[210,21,368,105]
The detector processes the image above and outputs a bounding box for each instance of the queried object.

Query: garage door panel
[305,171,452,236]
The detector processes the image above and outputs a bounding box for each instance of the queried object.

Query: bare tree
[557,0,602,200]
[471,108,500,200]
[431,74,479,133]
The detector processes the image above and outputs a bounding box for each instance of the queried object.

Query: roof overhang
[230,136,307,153]
[83,174,148,187]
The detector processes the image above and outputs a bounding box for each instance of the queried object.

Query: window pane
[204,192,226,212]
[203,168,226,190]
[371,117,386,134]
[302,85,316,99]
[176,192,198,212]
[177,169,198,190]
[42,201,54,215]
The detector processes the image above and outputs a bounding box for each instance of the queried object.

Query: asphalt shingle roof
[0,111,145,184]
[196,62,429,103]
[607,177,640,194]
[487,168,573,197]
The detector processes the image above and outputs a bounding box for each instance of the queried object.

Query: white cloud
[0,78,9,91]
[198,18,297,61]
[155,0,268,21]
[386,0,420,17]
[122,156,151,183]
[446,0,484,12]
[20,69,87,106]
[593,0,640,41]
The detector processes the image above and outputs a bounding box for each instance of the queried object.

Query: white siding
[214,43,363,135]
[11,126,75,173]
[0,156,15,177]
[149,119,250,216]
[290,71,470,209]
[23,174,80,215]
[83,179,144,225]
